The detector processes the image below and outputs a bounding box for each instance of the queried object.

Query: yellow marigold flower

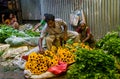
[70,49,77,53]
[28,52,38,60]
[44,50,55,57]
[84,45,90,50]
[80,43,85,48]
[73,43,79,47]
[25,62,29,70]
[48,58,58,67]
[67,58,75,64]
[31,65,38,70]
[37,54,44,58]
[90,48,93,50]
[45,50,50,55]
[25,62,33,70]
[31,69,40,74]
[51,45,57,52]
[30,60,37,64]
[43,65,48,70]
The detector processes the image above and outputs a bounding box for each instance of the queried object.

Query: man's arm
[38,24,47,53]
[32,20,46,31]
[61,20,68,41]
[82,34,90,43]
[38,37,44,53]
[32,23,41,31]
[82,27,91,42]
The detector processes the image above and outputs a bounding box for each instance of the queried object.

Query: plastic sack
[5,36,25,46]
[12,55,26,69]
[24,46,39,55]
[2,46,28,60]
[70,10,81,26]
[48,61,68,75]
[5,36,39,46]
[19,24,33,31]
[24,37,39,46]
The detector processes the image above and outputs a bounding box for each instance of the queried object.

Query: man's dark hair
[44,13,49,17]
[44,14,55,22]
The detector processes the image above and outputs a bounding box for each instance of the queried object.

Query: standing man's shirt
[38,20,46,30]
[40,18,66,38]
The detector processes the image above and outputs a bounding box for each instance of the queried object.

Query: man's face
[47,20,55,28]
[81,23,86,30]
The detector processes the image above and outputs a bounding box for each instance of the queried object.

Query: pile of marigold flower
[25,52,48,74]
[25,43,92,75]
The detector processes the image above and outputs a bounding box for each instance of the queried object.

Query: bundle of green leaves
[96,31,120,59]
[0,24,40,43]
[67,49,119,79]
[0,25,18,43]
[24,29,40,37]
[96,31,119,48]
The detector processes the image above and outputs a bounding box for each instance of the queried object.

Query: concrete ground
[0,64,25,79]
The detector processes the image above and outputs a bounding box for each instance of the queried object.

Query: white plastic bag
[19,24,33,31]
[2,46,28,59]
[12,55,26,69]
[70,10,81,26]
[24,46,39,55]
[5,36,39,46]
[5,36,25,46]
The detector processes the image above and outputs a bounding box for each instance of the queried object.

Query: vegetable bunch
[67,49,118,79]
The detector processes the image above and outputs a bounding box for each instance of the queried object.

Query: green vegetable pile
[96,31,120,59]
[96,31,119,48]
[0,24,40,43]
[67,49,119,79]
[24,29,40,37]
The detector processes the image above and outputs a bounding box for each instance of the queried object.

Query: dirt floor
[0,64,25,79]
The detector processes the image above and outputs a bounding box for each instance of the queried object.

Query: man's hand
[39,47,44,54]
[82,40,85,43]
[63,32,67,41]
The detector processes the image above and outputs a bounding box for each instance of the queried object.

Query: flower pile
[65,43,92,51]
[25,52,48,74]
[57,47,75,64]
[25,43,92,75]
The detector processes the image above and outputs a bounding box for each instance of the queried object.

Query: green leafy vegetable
[67,48,118,79]
[0,24,40,43]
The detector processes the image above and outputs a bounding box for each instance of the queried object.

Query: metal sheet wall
[82,0,120,39]
[40,0,83,30]
[20,0,41,20]
[21,0,120,39]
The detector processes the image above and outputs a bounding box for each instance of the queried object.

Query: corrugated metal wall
[82,0,120,39]
[21,0,41,20]
[21,0,120,39]
[40,0,83,30]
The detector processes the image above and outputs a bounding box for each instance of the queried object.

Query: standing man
[39,14,80,53]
